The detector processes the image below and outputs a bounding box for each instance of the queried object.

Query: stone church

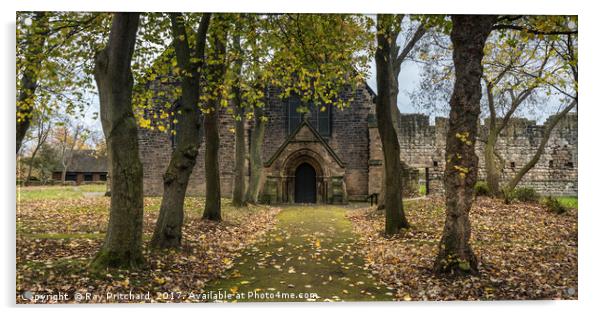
[138,82,578,203]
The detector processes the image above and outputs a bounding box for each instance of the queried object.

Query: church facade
[138,83,578,203]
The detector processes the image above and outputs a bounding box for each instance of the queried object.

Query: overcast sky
[366,59,423,115]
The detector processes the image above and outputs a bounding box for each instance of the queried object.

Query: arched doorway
[294,163,316,203]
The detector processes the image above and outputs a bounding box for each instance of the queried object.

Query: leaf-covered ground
[347,197,578,301]
[16,187,280,304]
[16,185,578,303]
[203,205,395,302]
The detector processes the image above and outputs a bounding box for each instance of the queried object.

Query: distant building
[52,150,108,184]
[138,79,578,202]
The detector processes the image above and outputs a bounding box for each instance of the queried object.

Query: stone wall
[139,83,375,200]
[138,75,577,199]
[386,112,578,196]
[139,105,237,197]
[480,113,578,196]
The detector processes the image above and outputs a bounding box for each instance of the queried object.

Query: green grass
[418,184,427,196]
[16,184,106,201]
[555,196,578,209]
[203,205,394,302]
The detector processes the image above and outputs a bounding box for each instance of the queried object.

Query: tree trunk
[377,70,401,211]
[434,15,496,275]
[60,127,81,183]
[202,18,229,221]
[90,13,144,270]
[483,78,536,197]
[376,18,425,211]
[484,131,501,196]
[151,13,211,249]
[375,14,409,235]
[26,143,42,183]
[203,107,222,220]
[245,105,267,203]
[26,110,51,184]
[17,12,49,154]
[504,100,577,193]
[231,33,246,207]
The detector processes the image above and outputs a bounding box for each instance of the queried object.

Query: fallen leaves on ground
[16,196,280,303]
[347,196,577,301]
[202,205,394,302]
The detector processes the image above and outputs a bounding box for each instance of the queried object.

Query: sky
[366,59,423,115]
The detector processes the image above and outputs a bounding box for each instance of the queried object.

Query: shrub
[506,187,540,203]
[542,196,568,214]
[474,181,490,197]
[556,196,578,209]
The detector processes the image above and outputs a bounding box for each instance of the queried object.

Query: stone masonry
[138,80,578,201]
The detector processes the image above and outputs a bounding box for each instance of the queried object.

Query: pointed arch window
[286,94,331,137]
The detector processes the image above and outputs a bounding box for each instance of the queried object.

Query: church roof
[264,118,345,168]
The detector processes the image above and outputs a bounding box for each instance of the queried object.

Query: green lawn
[16,184,107,201]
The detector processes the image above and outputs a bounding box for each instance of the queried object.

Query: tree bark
[203,108,222,220]
[231,32,246,207]
[202,17,229,221]
[151,13,211,249]
[504,100,577,193]
[17,12,49,154]
[245,105,267,203]
[483,132,501,195]
[26,111,51,183]
[377,18,426,210]
[90,13,144,270]
[434,15,496,275]
[26,130,49,183]
[60,125,82,183]
[375,14,410,235]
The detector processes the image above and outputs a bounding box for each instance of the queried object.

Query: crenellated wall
[372,112,578,197]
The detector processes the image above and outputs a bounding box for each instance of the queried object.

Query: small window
[65,173,77,181]
[433,161,438,167]
[100,174,107,181]
[565,162,574,169]
[510,162,516,169]
[84,173,93,182]
[549,160,554,168]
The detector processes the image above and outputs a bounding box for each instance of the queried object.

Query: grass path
[203,204,394,302]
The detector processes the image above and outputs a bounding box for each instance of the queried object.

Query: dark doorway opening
[294,163,317,203]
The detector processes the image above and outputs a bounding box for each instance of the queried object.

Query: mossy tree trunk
[483,132,501,196]
[245,105,267,203]
[91,12,144,270]
[231,32,247,207]
[434,15,497,275]
[375,14,410,235]
[202,16,229,221]
[376,16,425,211]
[17,12,49,154]
[151,13,211,249]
